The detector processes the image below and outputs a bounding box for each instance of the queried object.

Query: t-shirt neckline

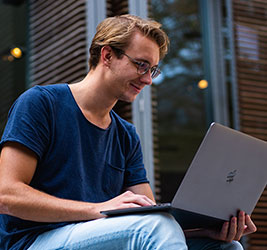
[65,84,113,131]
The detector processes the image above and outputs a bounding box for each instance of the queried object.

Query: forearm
[0,182,99,223]
[0,182,155,223]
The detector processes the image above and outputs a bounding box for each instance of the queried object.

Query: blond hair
[89,14,169,69]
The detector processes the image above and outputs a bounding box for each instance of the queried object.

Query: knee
[131,212,187,249]
[141,212,184,234]
[226,241,244,250]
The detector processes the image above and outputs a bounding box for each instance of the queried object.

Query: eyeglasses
[121,52,161,79]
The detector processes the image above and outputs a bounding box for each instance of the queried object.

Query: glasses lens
[137,63,160,79]
[151,66,161,79]
[137,62,150,75]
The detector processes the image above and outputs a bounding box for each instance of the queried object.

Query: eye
[137,61,149,71]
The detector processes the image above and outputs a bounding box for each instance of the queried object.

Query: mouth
[130,82,142,93]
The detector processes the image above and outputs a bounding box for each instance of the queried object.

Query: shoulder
[5,84,69,123]
[27,83,68,99]
[17,83,66,100]
[13,84,68,109]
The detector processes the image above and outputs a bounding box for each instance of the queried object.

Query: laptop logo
[226,170,237,183]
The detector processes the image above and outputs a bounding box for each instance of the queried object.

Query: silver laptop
[101,123,267,229]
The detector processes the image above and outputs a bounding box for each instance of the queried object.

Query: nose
[139,71,153,86]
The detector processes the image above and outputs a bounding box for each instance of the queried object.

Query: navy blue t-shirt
[0,83,149,250]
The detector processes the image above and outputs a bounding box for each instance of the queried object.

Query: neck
[69,68,117,129]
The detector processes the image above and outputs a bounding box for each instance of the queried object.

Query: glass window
[0,2,26,134]
[151,0,210,202]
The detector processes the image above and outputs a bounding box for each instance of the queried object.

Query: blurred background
[0,0,266,249]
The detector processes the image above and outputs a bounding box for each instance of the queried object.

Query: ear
[101,46,113,67]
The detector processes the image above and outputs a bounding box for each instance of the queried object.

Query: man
[0,14,256,249]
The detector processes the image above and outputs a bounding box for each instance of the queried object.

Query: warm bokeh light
[198,79,208,89]
[7,55,14,62]
[10,47,22,58]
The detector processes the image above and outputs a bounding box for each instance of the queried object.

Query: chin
[119,94,138,103]
[118,99,134,103]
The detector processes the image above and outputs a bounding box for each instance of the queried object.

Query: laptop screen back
[171,123,267,221]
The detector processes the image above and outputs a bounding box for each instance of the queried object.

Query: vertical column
[199,0,230,126]
[129,0,155,193]
[225,0,240,130]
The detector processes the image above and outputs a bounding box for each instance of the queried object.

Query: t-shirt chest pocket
[103,161,125,197]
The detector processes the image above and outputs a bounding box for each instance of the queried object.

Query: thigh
[28,213,187,250]
[187,238,244,250]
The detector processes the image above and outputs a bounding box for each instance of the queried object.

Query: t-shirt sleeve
[0,86,51,159]
[123,127,149,187]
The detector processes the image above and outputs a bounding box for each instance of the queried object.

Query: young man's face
[109,31,160,103]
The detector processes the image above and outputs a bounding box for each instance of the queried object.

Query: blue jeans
[28,213,243,250]
[187,238,243,250]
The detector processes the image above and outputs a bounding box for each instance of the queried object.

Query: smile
[130,83,142,93]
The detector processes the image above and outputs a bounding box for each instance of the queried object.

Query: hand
[204,211,257,242]
[94,191,156,218]
[184,211,257,242]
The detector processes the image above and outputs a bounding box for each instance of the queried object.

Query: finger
[226,217,237,242]
[140,195,156,205]
[235,211,245,240]
[244,215,257,235]
[132,194,155,206]
[119,202,142,209]
[122,192,155,206]
[219,221,229,240]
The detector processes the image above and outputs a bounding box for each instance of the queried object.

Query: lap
[28,213,187,250]
[28,213,243,250]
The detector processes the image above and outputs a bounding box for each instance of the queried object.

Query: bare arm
[0,142,155,223]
